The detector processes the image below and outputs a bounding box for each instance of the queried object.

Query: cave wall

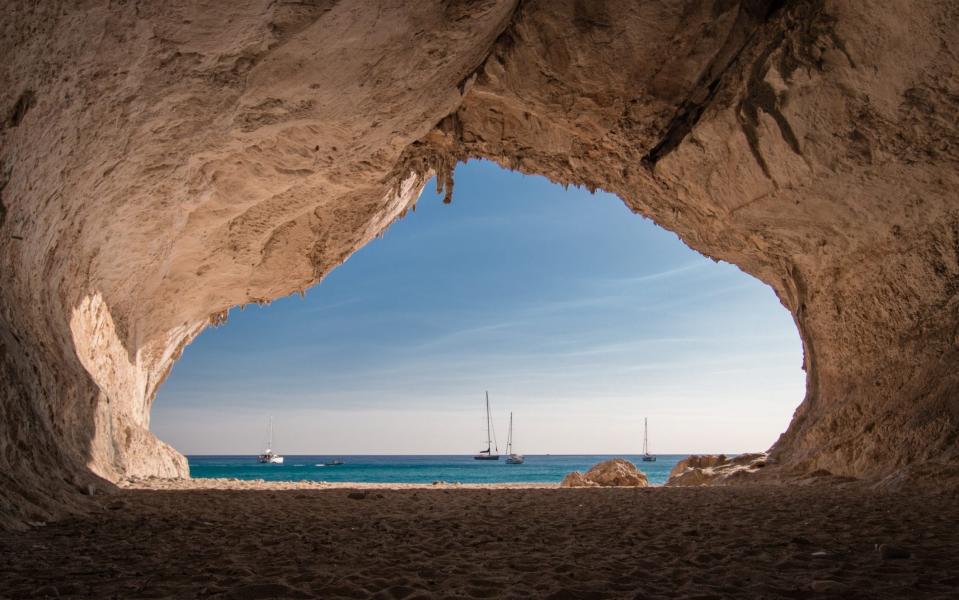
[1,0,957,525]
[411,0,959,478]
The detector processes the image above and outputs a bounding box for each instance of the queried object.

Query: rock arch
[1,0,957,526]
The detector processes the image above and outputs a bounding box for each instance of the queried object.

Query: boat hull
[506,454,524,464]
[473,455,500,460]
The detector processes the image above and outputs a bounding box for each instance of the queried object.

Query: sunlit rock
[562,459,649,488]
[560,472,597,488]
[666,454,769,487]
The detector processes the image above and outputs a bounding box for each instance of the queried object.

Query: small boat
[505,412,524,464]
[327,459,344,466]
[474,391,500,460]
[257,417,284,464]
[642,417,656,462]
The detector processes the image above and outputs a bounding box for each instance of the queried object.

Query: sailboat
[505,411,524,464]
[473,391,500,460]
[642,417,656,462]
[257,417,284,464]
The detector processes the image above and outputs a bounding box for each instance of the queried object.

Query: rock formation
[562,459,650,487]
[666,453,769,486]
[1,0,958,526]
[560,472,598,488]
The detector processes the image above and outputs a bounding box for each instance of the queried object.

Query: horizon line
[184,451,751,457]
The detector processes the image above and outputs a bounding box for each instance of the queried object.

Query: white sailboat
[505,411,524,464]
[257,417,284,464]
[642,417,656,462]
[473,392,500,460]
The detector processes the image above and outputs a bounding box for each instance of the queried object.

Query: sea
[187,454,686,486]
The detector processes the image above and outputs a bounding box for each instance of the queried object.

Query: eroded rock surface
[1,0,958,526]
[562,459,650,488]
[560,472,598,488]
[666,453,769,486]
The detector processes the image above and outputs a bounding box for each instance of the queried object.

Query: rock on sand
[666,453,768,486]
[561,459,649,487]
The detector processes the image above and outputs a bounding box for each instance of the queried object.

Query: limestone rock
[670,455,732,473]
[584,459,650,487]
[873,462,959,493]
[562,459,649,488]
[667,454,768,487]
[560,472,598,488]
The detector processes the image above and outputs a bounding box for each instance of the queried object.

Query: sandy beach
[119,477,558,491]
[2,481,957,599]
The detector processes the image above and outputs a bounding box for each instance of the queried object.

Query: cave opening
[4,1,959,594]
[150,160,805,484]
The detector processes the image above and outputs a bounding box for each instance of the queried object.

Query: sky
[152,160,806,455]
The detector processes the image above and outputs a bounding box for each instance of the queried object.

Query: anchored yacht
[257,417,284,464]
[642,417,656,462]
[505,412,524,464]
[474,392,500,460]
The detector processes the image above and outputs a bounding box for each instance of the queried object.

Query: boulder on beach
[671,454,730,473]
[666,453,768,486]
[561,459,649,488]
[560,471,598,488]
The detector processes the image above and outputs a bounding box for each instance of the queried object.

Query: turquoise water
[187,455,684,485]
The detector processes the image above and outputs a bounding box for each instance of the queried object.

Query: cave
[1,0,957,538]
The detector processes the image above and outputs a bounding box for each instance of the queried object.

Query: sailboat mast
[644,417,648,455]
[507,412,513,454]
[269,416,273,451]
[485,391,491,453]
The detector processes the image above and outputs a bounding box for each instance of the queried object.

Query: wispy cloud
[607,261,710,286]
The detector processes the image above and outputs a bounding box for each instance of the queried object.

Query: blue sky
[153,160,805,455]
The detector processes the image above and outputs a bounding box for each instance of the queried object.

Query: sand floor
[1,482,957,599]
